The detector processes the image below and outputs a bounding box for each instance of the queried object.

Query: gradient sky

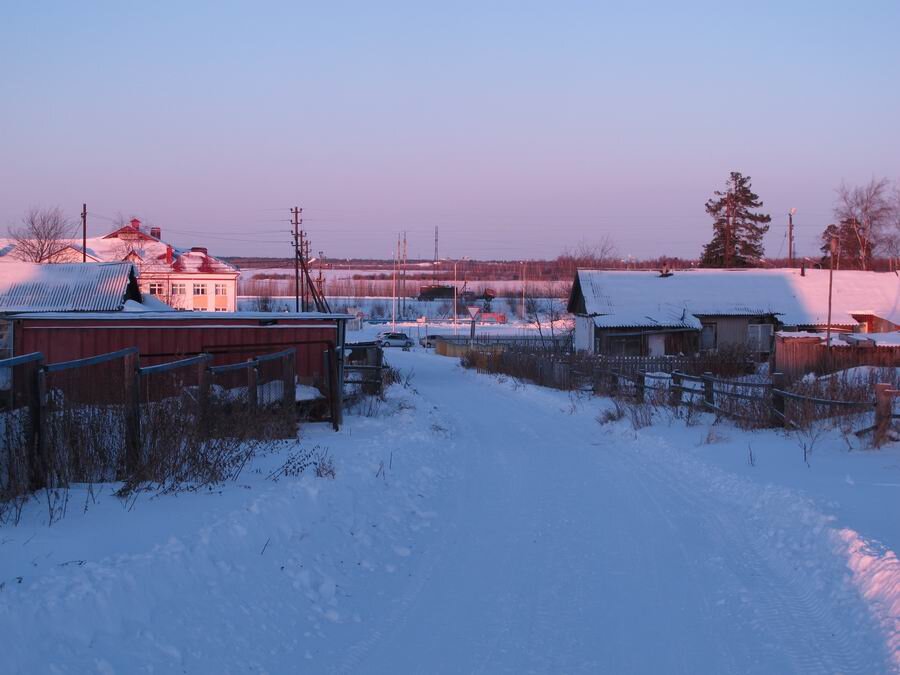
[2,1,898,261]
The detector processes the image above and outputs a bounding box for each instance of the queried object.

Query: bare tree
[9,207,76,263]
[557,235,618,276]
[834,178,895,271]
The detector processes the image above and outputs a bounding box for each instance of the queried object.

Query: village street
[1,346,896,674]
[340,349,894,674]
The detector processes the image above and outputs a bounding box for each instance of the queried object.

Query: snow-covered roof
[0,261,139,312]
[6,310,353,321]
[0,221,239,277]
[841,332,900,347]
[571,269,900,329]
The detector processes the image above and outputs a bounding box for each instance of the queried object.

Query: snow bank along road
[1,348,898,673]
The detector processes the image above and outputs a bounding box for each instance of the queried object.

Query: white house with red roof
[1,219,240,311]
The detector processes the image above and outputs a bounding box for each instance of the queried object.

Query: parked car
[381,332,414,349]
[419,334,441,348]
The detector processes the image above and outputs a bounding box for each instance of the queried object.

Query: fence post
[282,349,295,412]
[702,371,714,409]
[197,355,210,435]
[874,383,892,447]
[34,363,49,490]
[123,351,141,477]
[670,371,682,407]
[609,371,619,397]
[635,371,645,403]
[247,359,258,409]
[771,371,786,428]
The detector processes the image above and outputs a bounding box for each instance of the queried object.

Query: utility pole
[81,203,87,262]
[453,260,458,336]
[316,250,325,299]
[291,207,302,312]
[724,190,733,268]
[826,236,838,372]
[391,241,398,330]
[521,261,526,319]
[788,208,796,267]
[401,231,407,316]
[302,238,311,312]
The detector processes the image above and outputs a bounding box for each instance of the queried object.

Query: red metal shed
[3,311,349,383]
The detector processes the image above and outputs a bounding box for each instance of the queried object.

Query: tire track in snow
[614,429,891,674]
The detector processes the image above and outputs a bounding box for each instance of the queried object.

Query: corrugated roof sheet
[0,262,136,312]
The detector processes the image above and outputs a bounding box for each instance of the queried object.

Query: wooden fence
[434,334,571,358]
[1,347,307,504]
[461,348,899,446]
[774,339,900,380]
[343,342,387,398]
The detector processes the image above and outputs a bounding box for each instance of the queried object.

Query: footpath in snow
[1,348,898,674]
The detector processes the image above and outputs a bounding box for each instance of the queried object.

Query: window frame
[700,322,717,351]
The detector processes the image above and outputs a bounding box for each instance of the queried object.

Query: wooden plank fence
[461,347,899,445]
[1,346,312,503]
[774,339,900,381]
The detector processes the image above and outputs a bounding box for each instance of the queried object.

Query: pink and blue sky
[1,1,898,261]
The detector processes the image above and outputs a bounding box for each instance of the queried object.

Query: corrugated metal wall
[13,317,342,382]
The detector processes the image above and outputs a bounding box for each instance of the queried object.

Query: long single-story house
[567,268,900,357]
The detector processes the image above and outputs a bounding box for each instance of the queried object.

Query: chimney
[166,245,173,265]
[130,218,141,231]
[150,226,161,239]
[191,246,208,256]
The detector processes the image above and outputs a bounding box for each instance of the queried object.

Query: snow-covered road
[1,347,897,673]
[343,350,894,674]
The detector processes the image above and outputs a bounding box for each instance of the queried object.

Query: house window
[747,324,773,353]
[214,283,228,296]
[700,323,717,351]
[171,283,186,295]
[608,335,642,357]
[148,282,164,295]
[193,283,207,296]
[214,307,227,312]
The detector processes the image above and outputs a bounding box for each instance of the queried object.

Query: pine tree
[700,172,771,267]
[819,220,872,270]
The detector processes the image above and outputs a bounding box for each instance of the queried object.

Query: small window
[214,307,227,312]
[171,283,186,295]
[700,323,717,351]
[214,283,228,296]
[748,324,773,353]
[148,282,164,295]
[193,283,207,296]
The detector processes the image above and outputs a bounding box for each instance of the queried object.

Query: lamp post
[788,208,796,267]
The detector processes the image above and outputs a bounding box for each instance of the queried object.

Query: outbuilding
[568,268,900,358]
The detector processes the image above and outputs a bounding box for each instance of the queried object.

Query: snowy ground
[1,347,898,673]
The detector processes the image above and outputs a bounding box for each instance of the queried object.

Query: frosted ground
[1,344,898,673]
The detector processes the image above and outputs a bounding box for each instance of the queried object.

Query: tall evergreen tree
[700,172,771,267]
[819,219,872,270]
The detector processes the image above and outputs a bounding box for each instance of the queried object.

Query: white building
[2,219,240,312]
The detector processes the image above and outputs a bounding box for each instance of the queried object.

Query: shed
[1,311,349,386]
[0,261,141,312]
[568,268,900,357]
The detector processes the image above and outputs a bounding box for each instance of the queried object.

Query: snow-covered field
[1,346,898,673]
